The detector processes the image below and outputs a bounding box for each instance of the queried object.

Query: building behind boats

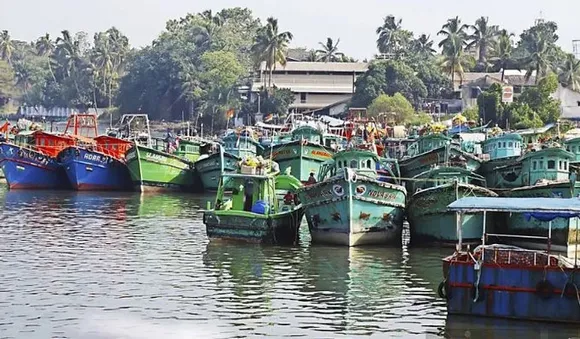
[251,61,368,116]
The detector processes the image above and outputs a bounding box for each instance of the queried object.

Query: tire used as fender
[437,280,451,300]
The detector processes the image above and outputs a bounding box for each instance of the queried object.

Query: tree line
[1,9,579,130]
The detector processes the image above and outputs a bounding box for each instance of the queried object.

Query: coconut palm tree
[558,54,580,91]
[92,32,115,107]
[0,30,15,64]
[376,15,411,59]
[438,17,470,84]
[521,31,553,83]
[467,16,499,70]
[35,33,57,82]
[251,17,293,88]
[411,34,435,57]
[490,30,516,82]
[194,10,224,50]
[316,37,344,62]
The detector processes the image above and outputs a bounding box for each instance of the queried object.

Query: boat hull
[407,183,498,245]
[400,146,481,181]
[204,208,304,245]
[59,147,132,191]
[443,251,580,323]
[194,153,239,191]
[126,144,194,192]
[0,143,69,190]
[263,141,333,182]
[498,181,580,254]
[298,175,406,246]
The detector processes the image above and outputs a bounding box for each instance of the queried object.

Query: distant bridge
[18,107,106,119]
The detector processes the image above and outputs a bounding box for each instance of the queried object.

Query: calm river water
[0,188,579,339]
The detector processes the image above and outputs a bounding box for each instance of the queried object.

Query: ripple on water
[2,189,580,338]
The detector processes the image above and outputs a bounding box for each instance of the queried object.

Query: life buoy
[535,280,554,299]
[437,280,451,300]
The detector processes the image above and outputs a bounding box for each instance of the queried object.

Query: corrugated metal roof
[260,61,368,73]
[251,83,354,94]
[448,197,580,213]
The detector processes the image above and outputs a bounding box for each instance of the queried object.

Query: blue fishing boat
[58,136,133,191]
[297,148,406,246]
[441,197,580,323]
[195,129,263,191]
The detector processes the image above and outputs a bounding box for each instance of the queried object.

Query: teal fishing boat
[407,166,498,245]
[203,158,304,245]
[261,125,334,182]
[297,148,406,246]
[195,130,263,191]
[495,145,580,253]
[565,136,580,170]
[479,133,523,188]
[399,132,482,179]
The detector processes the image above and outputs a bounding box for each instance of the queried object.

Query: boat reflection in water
[202,241,443,337]
[132,192,212,218]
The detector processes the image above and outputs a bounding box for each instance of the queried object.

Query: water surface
[0,188,579,338]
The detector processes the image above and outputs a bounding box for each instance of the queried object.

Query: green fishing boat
[407,166,497,245]
[297,148,406,246]
[564,136,580,170]
[173,137,206,162]
[203,159,304,244]
[125,143,194,192]
[195,130,263,191]
[399,132,482,179]
[479,133,523,188]
[261,125,335,182]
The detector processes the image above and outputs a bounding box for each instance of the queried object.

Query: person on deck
[307,173,317,185]
[243,179,254,212]
[284,191,294,205]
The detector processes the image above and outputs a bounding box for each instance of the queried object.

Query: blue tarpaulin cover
[524,212,580,221]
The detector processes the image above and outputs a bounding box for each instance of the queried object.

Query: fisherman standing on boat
[307,172,317,185]
[243,179,254,211]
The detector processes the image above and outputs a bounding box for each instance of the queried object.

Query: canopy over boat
[448,197,580,220]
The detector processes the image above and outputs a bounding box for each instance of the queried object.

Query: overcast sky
[2,0,579,60]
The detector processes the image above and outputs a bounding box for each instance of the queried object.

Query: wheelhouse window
[533,161,537,170]
[367,159,372,168]
[350,160,358,169]
[547,160,555,169]
[508,142,513,147]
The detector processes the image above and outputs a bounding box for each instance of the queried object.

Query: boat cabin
[521,147,573,186]
[94,135,133,160]
[412,166,487,193]
[222,132,263,158]
[406,133,451,158]
[291,125,323,144]
[33,131,77,157]
[173,138,203,162]
[482,133,523,161]
[565,137,580,164]
[214,172,302,214]
[318,149,402,185]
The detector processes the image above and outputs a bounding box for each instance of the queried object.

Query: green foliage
[407,112,433,126]
[260,88,295,116]
[367,93,414,124]
[463,105,479,121]
[0,59,15,105]
[476,83,503,125]
[351,60,427,108]
[505,102,544,129]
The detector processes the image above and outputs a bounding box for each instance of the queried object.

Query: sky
[1,0,579,60]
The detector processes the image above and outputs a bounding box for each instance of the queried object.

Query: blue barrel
[251,200,269,214]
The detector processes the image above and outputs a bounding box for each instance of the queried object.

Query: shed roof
[448,197,580,214]
[260,61,368,73]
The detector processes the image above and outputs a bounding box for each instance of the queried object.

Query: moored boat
[297,148,406,246]
[407,166,497,245]
[195,129,262,191]
[441,197,580,323]
[203,157,304,244]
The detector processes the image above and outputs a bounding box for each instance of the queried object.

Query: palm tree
[558,54,580,91]
[467,16,499,70]
[0,30,15,64]
[376,15,409,58]
[92,32,114,107]
[411,34,435,57]
[55,30,86,101]
[251,17,293,88]
[35,33,57,82]
[438,17,470,84]
[316,37,344,62]
[490,30,515,81]
[193,11,224,50]
[521,31,553,83]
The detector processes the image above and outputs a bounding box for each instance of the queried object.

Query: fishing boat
[203,156,304,244]
[441,197,580,323]
[479,132,523,188]
[297,148,406,246]
[0,114,94,190]
[407,166,497,245]
[195,129,263,191]
[399,131,482,179]
[125,139,195,192]
[261,125,335,183]
[58,135,133,191]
